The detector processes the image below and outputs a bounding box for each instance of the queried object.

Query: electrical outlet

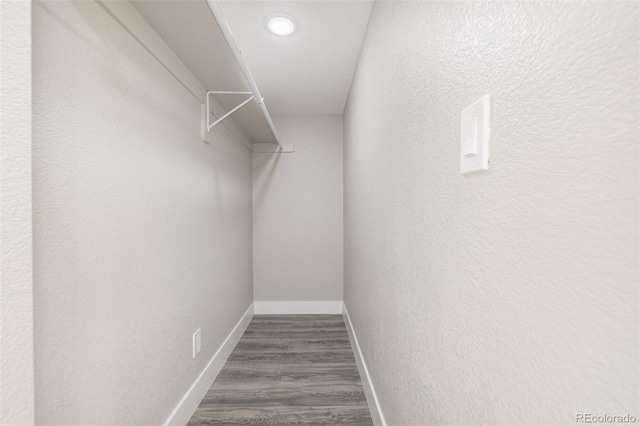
[192,328,201,358]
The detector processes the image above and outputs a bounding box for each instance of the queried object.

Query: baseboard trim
[254,301,343,315]
[342,303,387,426]
[164,303,254,426]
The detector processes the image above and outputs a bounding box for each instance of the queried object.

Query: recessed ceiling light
[265,13,297,36]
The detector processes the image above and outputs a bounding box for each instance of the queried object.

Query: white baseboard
[342,303,387,426]
[164,303,254,426]
[254,301,343,315]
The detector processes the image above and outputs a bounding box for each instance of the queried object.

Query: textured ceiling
[218,1,374,115]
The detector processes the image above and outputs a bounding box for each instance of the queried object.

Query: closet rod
[204,0,283,149]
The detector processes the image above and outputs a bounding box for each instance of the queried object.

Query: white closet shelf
[202,0,283,149]
[98,0,291,152]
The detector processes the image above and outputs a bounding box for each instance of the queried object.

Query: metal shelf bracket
[206,91,256,132]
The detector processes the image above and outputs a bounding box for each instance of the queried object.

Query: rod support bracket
[206,91,257,132]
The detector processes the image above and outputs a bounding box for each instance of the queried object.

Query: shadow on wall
[37,1,196,133]
[252,150,283,212]
[34,0,257,291]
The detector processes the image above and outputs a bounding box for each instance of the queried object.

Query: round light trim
[266,14,297,36]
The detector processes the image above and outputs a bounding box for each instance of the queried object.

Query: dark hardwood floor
[187,314,373,425]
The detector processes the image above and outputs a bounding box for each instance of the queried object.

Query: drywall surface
[344,2,639,425]
[253,115,343,301]
[0,1,34,424]
[32,2,253,424]
[218,1,374,115]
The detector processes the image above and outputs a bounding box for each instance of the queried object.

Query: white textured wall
[32,1,253,424]
[0,1,34,424]
[253,115,343,301]
[344,2,639,425]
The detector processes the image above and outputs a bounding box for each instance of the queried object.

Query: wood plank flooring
[187,314,373,425]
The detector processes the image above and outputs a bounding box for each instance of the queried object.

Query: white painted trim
[164,303,254,426]
[254,301,343,315]
[342,303,387,426]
